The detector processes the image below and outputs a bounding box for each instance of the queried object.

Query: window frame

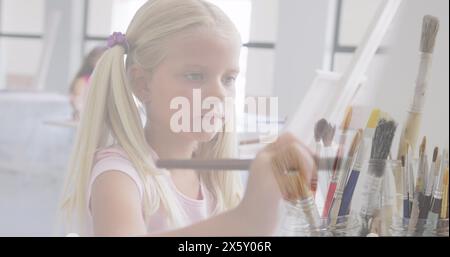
[331,0,386,70]
[0,0,43,39]
[82,0,276,56]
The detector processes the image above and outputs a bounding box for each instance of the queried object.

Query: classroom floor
[0,170,65,236]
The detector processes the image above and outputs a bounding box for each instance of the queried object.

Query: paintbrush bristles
[419,136,427,157]
[433,147,439,162]
[348,130,363,157]
[271,146,312,202]
[371,118,398,160]
[341,107,353,131]
[322,122,336,147]
[315,119,328,142]
[420,15,440,53]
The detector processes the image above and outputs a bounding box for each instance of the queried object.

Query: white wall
[366,0,449,153]
[273,0,335,120]
[245,0,279,97]
[272,0,449,153]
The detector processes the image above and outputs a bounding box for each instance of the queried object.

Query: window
[0,0,271,94]
[84,0,253,111]
[332,0,384,73]
[85,0,146,39]
[0,0,45,91]
[83,0,253,70]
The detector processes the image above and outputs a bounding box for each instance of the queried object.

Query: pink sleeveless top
[86,145,215,235]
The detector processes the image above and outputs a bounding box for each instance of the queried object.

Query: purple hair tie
[107,32,130,53]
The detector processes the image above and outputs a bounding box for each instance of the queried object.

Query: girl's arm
[91,133,315,236]
[91,171,148,236]
[91,167,276,236]
[157,133,316,237]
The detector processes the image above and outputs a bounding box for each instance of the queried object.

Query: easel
[285,0,404,144]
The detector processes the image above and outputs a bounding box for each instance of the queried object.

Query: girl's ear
[128,64,151,103]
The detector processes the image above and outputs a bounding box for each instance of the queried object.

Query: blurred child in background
[69,46,107,121]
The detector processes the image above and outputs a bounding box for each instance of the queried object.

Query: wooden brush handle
[398,111,422,158]
[156,157,345,171]
[411,53,433,112]
[397,52,434,159]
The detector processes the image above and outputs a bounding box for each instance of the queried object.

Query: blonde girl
[60,0,315,236]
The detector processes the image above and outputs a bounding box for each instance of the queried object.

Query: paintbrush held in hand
[269,143,322,231]
[156,157,351,172]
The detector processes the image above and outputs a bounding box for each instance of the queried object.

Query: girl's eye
[184,73,205,82]
[222,76,237,87]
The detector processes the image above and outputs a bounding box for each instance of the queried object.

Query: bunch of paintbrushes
[401,140,449,236]
[314,107,449,236]
[314,118,336,214]
[396,14,441,217]
[314,108,396,235]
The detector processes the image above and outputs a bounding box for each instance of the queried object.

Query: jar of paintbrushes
[383,160,403,235]
[278,205,361,237]
[359,159,397,236]
[390,218,449,237]
[357,118,398,236]
[329,213,361,236]
[389,145,449,236]
[278,120,363,237]
[279,198,330,237]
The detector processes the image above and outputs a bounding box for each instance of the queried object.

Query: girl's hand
[238,132,317,234]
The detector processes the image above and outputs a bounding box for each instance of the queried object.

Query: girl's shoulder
[94,144,129,162]
[90,145,144,199]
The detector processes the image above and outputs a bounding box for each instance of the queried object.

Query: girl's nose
[204,80,227,101]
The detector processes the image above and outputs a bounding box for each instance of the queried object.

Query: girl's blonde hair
[60,0,243,235]
[69,46,107,94]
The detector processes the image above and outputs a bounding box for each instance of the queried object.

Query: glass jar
[278,197,326,237]
[329,214,362,236]
[359,159,388,235]
[358,159,403,236]
[390,217,449,237]
[380,160,403,236]
[278,199,361,237]
[389,160,404,220]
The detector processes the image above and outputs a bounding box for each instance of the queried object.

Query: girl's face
[144,29,241,144]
